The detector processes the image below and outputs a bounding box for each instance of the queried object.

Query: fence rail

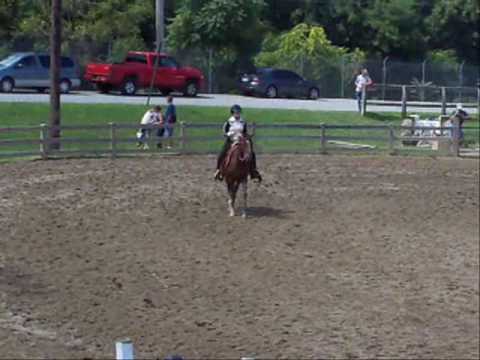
[363,85,480,117]
[0,121,478,160]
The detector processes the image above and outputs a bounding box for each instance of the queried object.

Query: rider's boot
[214,169,223,181]
[250,168,262,183]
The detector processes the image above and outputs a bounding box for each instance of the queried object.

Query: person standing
[163,95,177,149]
[450,103,469,146]
[355,68,372,113]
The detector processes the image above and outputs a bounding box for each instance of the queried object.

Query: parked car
[238,68,320,99]
[0,52,80,93]
[84,51,205,96]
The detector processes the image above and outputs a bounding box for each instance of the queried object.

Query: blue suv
[0,52,80,93]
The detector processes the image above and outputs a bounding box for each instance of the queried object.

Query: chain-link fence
[2,44,479,102]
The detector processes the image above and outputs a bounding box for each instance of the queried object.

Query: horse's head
[231,132,246,145]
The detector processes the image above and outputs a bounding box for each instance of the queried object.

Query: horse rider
[214,104,262,182]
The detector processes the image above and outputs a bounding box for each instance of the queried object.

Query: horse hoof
[229,212,235,217]
[241,213,247,219]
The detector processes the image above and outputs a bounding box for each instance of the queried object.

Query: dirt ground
[0,154,478,359]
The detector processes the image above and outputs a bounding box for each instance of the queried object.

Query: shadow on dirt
[247,206,292,219]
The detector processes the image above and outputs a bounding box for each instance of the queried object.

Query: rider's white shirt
[226,116,246,138]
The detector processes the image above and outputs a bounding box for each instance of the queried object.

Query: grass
[0,102,478,158]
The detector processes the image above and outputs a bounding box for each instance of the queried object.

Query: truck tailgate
[84,63,113,79]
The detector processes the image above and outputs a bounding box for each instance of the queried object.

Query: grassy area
[0,102,407,126]
[0,102,478,157]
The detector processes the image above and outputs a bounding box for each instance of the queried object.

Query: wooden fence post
[388,124,395,155]
[251,121,256,137]
[401,85,407,118]
[451,117,460,157]
[39,123,49,160]
[109,122,117,159]
[361,87,367,116]
[320,123,327,154]
[179,121,186,153]
[477,87,480,121]
[441,87,447,115]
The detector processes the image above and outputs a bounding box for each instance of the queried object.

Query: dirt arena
[0,154,478,359]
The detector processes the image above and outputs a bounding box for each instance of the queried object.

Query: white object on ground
[116,340,134,360]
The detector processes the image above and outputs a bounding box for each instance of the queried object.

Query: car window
[39,55,50,68]
[18,55,37,68]
[160,57,178,68]
[61,57,74,68]
[0,54,24,67]
[272,70,291,80]
[38,56,75,68]
[286,71,303,81]
[125,54,147,64]
[277,70,302,81]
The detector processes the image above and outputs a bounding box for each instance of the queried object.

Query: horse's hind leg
[227,182,238,217]
[241,180,247,218]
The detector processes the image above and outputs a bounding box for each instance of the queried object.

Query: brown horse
[220,134,251,217]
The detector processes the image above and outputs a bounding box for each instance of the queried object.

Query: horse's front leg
[227,182,238,217]
[240,180,248,218]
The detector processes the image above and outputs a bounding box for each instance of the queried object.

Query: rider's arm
[223,121,230,136]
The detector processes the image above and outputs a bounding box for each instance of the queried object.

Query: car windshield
[0,54,24,68]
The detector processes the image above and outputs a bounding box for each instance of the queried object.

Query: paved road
[0,90,476,113]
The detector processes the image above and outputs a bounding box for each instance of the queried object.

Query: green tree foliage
[366,0,426,58]
[0,0,477,71]
[255,23,365,80]
[0,0,22,57]
[426,0,479,64]
[167,0,265,54]
[166,0,266,90]
[427,49,459,65]
[5,0,154,65]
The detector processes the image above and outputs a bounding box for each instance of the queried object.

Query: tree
[167,0,266,91]
[12,0,154,65]
[365,0,426,59]
[0,0,22,57]
[254,23,365,80]
[167,0,265,54]
[426,0,479,64]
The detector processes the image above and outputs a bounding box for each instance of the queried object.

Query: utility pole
[50,0,62,150]
[156,0,165,52]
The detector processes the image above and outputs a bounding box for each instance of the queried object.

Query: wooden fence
[363,85,480,118]
[0,121,476,160]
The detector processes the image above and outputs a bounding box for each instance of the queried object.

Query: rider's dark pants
[216,137,258,172]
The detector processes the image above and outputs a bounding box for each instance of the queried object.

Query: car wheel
[1,77,14,93]
[265,85,277,98]
[121,78,137,95]
[59,79,71,94]
[183,81,198,97]
[308,87,320,100]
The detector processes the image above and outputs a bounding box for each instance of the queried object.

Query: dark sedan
[238,68,320,100]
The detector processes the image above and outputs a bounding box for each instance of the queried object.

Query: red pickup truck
[84,51,204,96]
